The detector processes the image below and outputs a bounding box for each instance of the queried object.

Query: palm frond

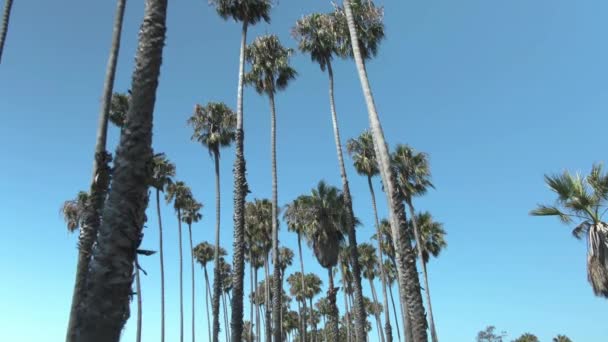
[529,205,573,224]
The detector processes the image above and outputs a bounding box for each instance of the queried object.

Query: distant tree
[553,335,573,342]
[477,326,507,342]
[512,333,539,342]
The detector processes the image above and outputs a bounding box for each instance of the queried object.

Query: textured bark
[369,278,385,342]
[269,92,282,342]
[0,0,13,63]
[264,255,272,342]
[223,292,230,342]
[66,1,126,340]
[391,256,409,341]
[205,267,212,342]
[326,59,367,342]
[179,211,184,342]
[342,1,428,340]
[230,20,249,342]
[297,233,307,342]
[327,268,340,342]
[309,297,316,342]
[212,148,222,342]
[157,190,166,342]
[135,257,142,342]
[188,223,196,342]
[368,176,393,342]
[74,0,167,339]
[388,283,401,342]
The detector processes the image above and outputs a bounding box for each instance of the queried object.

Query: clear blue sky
[1,0,606,341]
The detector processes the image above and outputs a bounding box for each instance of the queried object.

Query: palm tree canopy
[181,196,203,226]
[409,211,447,263]
[209,0,272,25]
[362,295,382,316]
[287,272,306,302]
[346,130,379,178]
[292,12,338,71]
[284,195,314,235]
[187,102,237,157]
[552,335,573,342]
[109,91,130,128]
[332,0,385,61]
[61,191,89,233]
[357,243,378,280]
[245,34,297,96]
[382,259,396,286]
[391,143,434,201]
[150,153,176,192]
[165,181,192,212]
[219,257,234,293]
[303,273,323,300]
[245,198,274,255]
[278,247,294,272]
[512,333,539,342]
[194,241,227,268]
[374,218,395,260]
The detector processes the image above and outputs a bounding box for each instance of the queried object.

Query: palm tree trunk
[368,176,393,342]
[156,189,166,342]
[268,92,282,342]
[342,1,428,341]
[309,297,316,342]
[327,268,339,342]
[250,257,255,342]
[188,223,196,342]
[231,19,249,342]
[0,0,13,63]
[223,292,230,342]
[135,257,142,342]
[178,210,184,342]
[255,267,261,342]
[66,1,127,340]
[339,262,351,342]
[204,267,212,342]
[390,256,409,341]
[211,149,223,342]
[73,0,166,339]
[387,283,401,342]
[407,201,438,342]
[297,300,303,342]
[326,58,367,342]
[297,233,308,342]
[264,254,272,342]
[368,278,385,342]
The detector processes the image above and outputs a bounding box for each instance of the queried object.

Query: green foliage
[553,335,573,342]
[181,196,203,226]
[194,241,226,268]
[357,243,378,280]
[477,326,506,342]
[512,333,539,342]
[60,191,89,233]
[245,34,297,96]
[292,12,338,71]
[150,153,176,192]
[109,91,129,128]
[391,144,434,201]
[209,0,272,25]
[410,211,447,263]
[347,130,379,178]
[165,181,192,212]
[332,0,385,60]
[187,102,236,157]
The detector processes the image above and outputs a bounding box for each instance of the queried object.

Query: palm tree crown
[151,153,176,192]
[332,0,385,61]
[292,12,338,71]
[182,197,203,226]
[165,181,192,212]
[346,130,379,178]
[391,144,434,200]
[194,242,227,269]
[209,0,272,25]
[245,34,297,96]
[188,102,237,156]
[410,211,447,264]
[61,191,89,233]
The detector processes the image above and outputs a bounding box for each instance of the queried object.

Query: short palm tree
[182,195,203,342]
[245,34,297,341]
[358,243,385,342]
[74,0,168,338]
[220,257,234,342]
[347,130,393,341]
[287,272,307,341]
[552,335,572,342]
[166,181,193,342]
[150,153,175,340]
[303,273,323,338]
[208,2,272,340]
[194,242,227,342]
[0,0,14,63]
[188,101,236,342]
[531,164,608,297]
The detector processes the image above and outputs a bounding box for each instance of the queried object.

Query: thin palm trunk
[407,201,438,342]
[74,0,166,339]
[178,210,184,342]
[0,0,13,63]
[388,283,401,342]
[368,176,393,342]
[309,297,316,342]
[250,257,255,342]
[264,254,272,342]
[223,292,230,342]
[297,233,307,342]
[66,1,127,340]
[255,267,261,342]
[326,58,367,342]
[188,223,196,342]
[339,263,351,342]
[231,19,249,342]
[157,189,166,342]
[368,278,385,342]
[135,257,142,342]
[204,267,212,342]
[212,150,223,342]
[297,301,303,342]
[390,256,409,341]
[342,1,428,340]
[327,268,339,342]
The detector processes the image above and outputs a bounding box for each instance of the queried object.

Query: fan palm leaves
[358,243,385,342]
[194,242,227,342]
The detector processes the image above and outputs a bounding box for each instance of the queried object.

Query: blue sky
[1,0,607,341]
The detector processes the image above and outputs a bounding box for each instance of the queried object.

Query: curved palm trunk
[268,92,282,342]
[368,278,385,342]
[297,233,308,342]
[264,254,272,342]
[327,268,339,342]
[387,283,401,342]
[368,176,393,342]
[156,189,166,342]
[135,257,142,342]
[212,148,223,342]
[66,1,127,340]
[342,1,428,340]
[0,0,13,63]
[407,201,438,342]
[178,211,184,342]
[204,267,212,342]
[188,223,196,342]
[326,59,367,342]
[231,19,249,342]
[73,0,167,339]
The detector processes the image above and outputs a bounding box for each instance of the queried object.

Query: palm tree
[109,91,130,128]
[334,1,429,340]
[220,257,234,342]
[530,164,608,297]
[65,1,128,340]
[292,12,370,341]
[246,218,265,342]
[188,101,236,342]
[166,181,193,342]
[194,242,227,342]
[552,335,573,342]
[149,153,175,340]
[512,333,539,342]
[278,247,294,335]
[61,191,89,234]
[245,34,297,341]
[133,248,156,342]
[182,195,203,342]
[287,272,307,342]
[303,273,323,340]
[208,2,272,339]
[0,0,13,63]
[74,0,168,339]
[358,243,385,342]
[382,260,401,342]
[347,130,393,341]
[338,247,354,342]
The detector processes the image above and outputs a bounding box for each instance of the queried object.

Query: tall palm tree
[133,248,156,342]
[278,247,294,336]
[338,247,353,342]
[303,273,323,340]
[0,0,13,63]
[334,1,429,340]
[150,153,175,341]
[166,181,193,342]
[347,130,393,341]
[182,196,203,342]
[382,260,401,342]
[208,2,272,339]
[358,243,385,342]
[66,1,128,340]
[292,12,370,341]
[74,0,168,339]
[530,164,608,297]
[246,216,265,342]
[194,242,227,342]
[245,34,297,341]
[188,101,236,342]
[287,272,307,342]
[392,143,439,342]
[220,257,234,342]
